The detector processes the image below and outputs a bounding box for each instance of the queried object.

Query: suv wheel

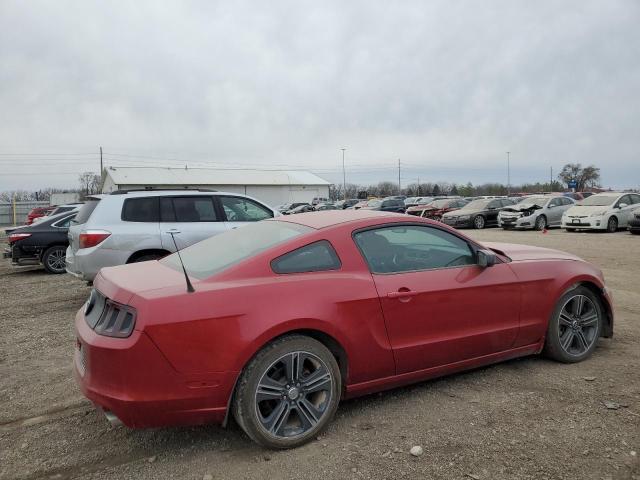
[42,245,67,274]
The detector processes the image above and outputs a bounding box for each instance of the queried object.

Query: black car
[4,211,76,273]
[361,197,406,213]
[284,204,314,215]
[629,208,640,235]
[441,198,515,229]
[335,199,359,209]
[277,202,309,213]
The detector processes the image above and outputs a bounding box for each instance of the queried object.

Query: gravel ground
[0,228,638,480]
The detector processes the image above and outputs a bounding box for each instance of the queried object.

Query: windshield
[577,195,618,206]
[161,221,311,279]
[429,199,451,208]
[518,196,549,207]
[367,200,382,207]
[461,199,491,210]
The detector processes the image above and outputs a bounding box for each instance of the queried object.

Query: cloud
[0,0,638,190]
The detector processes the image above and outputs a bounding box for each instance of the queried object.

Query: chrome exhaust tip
[103,410,123,427]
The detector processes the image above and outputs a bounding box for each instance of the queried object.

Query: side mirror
[618,203,628,209]
[477,249,497,268]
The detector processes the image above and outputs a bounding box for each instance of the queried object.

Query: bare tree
[78,172,101,195]
[557,163,601,190]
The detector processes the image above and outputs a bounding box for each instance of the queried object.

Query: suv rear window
[73,199,100,224]
[122,197,160,222]
[271,241,341,274]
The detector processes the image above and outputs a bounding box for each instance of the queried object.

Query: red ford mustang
[74,210,613,448]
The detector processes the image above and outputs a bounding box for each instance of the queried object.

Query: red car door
[353,224,521,374]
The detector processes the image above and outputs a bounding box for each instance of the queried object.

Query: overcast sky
[0,0,638,191]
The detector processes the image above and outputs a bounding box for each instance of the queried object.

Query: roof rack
[109,188,217,195]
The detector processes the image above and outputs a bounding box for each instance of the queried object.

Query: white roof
[105,166,330,186]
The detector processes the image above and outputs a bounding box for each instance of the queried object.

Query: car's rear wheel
[543,286,603,363]
[42,245,67,274]
[233,335,341,449]
[473,215,486,229]
[534,215,547,231]
[606,216,618,233]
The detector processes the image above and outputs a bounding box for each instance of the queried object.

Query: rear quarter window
[121,197,160,222]
[271,240,341,274]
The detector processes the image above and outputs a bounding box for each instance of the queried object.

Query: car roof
[273,209,400,229]
[106,190,244,197]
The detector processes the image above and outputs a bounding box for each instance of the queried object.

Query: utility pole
[341,148,346,200]
[506,151,511,195]
[100,146,103,179]
[417,176,420,196]
[550,166,553,192]
[398,159,401,194]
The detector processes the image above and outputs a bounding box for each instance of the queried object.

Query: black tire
[473,215,486,229]
[233,335,341,449]
[606,216,618,233]
[42,245,67,274]
[130,254,162,263]
[565,228,576,232]
[630,230,640,235]
[543,286,603,363]
[534,215,547,231]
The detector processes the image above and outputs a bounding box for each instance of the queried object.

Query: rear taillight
[8,233,31,243]
[79,230,111,249]
[93,300,136,338]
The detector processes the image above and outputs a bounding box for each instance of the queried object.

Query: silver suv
[65,190,277,281]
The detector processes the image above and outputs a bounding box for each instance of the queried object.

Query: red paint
[74,210,613,429]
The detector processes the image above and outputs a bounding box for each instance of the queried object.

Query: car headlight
[458,215,470,220]
[590,212,604,217]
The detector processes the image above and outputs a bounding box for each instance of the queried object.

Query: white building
[101,166,331,207]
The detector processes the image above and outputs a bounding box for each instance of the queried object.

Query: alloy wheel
[607,216,618,233]
[255,351,333,438]
[474,216,485,229]
[47,249,66,273]
[557,295,599,356]
[535,215,547,230]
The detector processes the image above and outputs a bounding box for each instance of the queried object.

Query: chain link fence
[0,201,49,226]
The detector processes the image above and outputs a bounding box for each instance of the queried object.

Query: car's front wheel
[606,216,618,233]
[473,215,486,229]
[42,245,67,274]
[534,215,547,231]
[543,286,603,363]
[233,335,341,449]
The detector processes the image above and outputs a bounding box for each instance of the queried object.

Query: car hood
[94,260,198,304]
[565,205,609,216]
[483,242,582,262]
[502,203,544,213]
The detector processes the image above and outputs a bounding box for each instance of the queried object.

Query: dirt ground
[0,227,638,480]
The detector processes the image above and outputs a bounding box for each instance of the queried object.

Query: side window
[616,195,631,207]
[630,194,640,205]
[488,200,501,209]
[170,197,218,222]
[271,240,341,274]
[121,197,160,222]
[549,198,561,207]
[563,197,574,205]
[220,196,273,222]
[354,225,475,274]
[53,216,74,228]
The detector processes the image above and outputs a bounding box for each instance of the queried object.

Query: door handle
[387,290,420,299]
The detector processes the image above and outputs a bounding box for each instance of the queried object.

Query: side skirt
[344,342,543,399]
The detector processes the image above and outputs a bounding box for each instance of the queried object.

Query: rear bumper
[66,246,129,282]
[74,309,237,428]
[628,219,640,231]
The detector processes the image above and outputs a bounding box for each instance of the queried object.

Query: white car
[562,192,640,232]
[498,195,575,230]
